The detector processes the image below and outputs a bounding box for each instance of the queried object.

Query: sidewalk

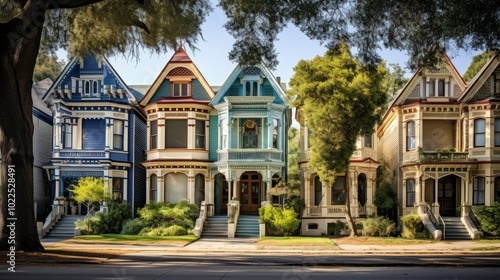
[41,237,500,255]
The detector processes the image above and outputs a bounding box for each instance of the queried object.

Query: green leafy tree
[463,51,494,82]
[221,0,499,69]
[33,50,64,82]
[70,177,107,219]
[0,0,210,252]
[288,42,388,237]
[384,63,408,104]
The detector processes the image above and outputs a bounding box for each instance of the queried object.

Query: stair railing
[192,201,208,238]
[38,204,64,238]
[426,204,445,240]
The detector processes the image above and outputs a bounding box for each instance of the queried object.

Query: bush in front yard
[358,216,396,237]
[76,201,132,235]
[400,214,431,239]
[472,202,500,236]
[259,205,300,236]
[120,200,199,236]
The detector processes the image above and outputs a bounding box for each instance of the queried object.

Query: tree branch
[47,0,104,10]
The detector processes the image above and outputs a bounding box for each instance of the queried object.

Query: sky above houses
[63,6,483,88]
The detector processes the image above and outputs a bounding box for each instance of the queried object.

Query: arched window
[149,174,157,202]
[406,121,416,151]
[195,174,205,206]
[314,176,322,206]
[438,79,445,96]
[331,176,346,205]
[93,81,98,94]
[242,119,258,148]
[474,118,486,147]
[85,81,90,94]
[358,174,367,206]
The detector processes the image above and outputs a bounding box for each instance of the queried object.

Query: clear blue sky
[97,6,482,87]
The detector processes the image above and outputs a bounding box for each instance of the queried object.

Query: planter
[70,205,78,215]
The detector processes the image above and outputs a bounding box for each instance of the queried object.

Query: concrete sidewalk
[41,237,500,255]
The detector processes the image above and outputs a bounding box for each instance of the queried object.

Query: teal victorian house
[42,54,147,215]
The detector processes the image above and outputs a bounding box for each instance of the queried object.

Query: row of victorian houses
[27,46,500,238]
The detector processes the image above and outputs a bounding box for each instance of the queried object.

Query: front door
[239,172,261,215]
[438,175,457,216]
[214,174,228,215]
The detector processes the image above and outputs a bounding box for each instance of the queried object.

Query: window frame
[474,118,486,147]
[195,120,205,149]
[112,177,123,203]
[113,119,124,150]
[166,119,188,148]
[150,120,158,149]
[171,82,190,97]
[314,176,322,206]
[331,176,346,205]
[438,79,445,96]
[62,122,72,149]
[406,179,416,207]
[149,174,157,202]
[473,177,485,205]
[244,80,259,96]
[495,118,500,147]
[406,121,416,151]
[364,134,372,148]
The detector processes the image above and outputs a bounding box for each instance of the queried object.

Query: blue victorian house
[42,54,147,215]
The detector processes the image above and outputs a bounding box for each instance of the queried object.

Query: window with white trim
[171,83,190,97]
[113,120,124,150]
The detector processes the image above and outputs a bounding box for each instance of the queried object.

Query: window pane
[150,120,157,149]
[166,120,187,148]
[114,120,123,134]
[331,176,346,205]
[252,81,258,96]
[314,176,322,206]
[150,175,157,202]
[112,178,123,202]
[407,121,415,136]
[196,120,205,149]
[93,81,98,94]
[246,82,251,96]
[173,84,180,96]
[181,84,188,96]
[475,119,485,133]
[364,135,372,148]
[438,80,445,96]
[473,177,485,205]
[429,80,435,96]
[406,179,415,207]
[195,174,205,206]
[475,134,485,147]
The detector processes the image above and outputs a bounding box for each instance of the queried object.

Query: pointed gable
[209,63,288,106]
[139,46,214,106]
[459,52,500,102]
[387,52,466,109]
[42,53,140,105]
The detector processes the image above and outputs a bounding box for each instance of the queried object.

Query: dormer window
[83,80,99,97]
[245,81,258,96]
[171,82,190,97]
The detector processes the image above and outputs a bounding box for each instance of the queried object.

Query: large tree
[222,0,499,69]
[463,50,495,82]
[33,49,64,82]
[0,0,210,252]
[288,43,388,236]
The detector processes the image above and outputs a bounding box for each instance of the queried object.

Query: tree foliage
[70,177,106,218]
[33,50,64,82]
[463,51,494,82]
[221,0,499,69]
[288,43,388,187]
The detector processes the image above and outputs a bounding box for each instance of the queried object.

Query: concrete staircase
[442,217,471,240]
[44,215,85,239]
[235,215,260,237]
[201,215,228,237]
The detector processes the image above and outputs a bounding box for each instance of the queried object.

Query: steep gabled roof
[380,52,466,122]
[139,46,214,106]
[42,54,139,105]
[209,62,288,106]
[458,52,500,102]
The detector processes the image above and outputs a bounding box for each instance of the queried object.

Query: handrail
[426,204,445,239]
[192,201,208,237]
[38,205,64,238]
[468,207,482,231]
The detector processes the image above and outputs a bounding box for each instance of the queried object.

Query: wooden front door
[438,175,457,216]
[215,174,228,215]
[239,172,261,215]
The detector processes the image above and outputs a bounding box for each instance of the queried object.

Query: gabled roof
[42,54,140,105]
[458,52,500,102]
[381,52,466,121]
[209,62,288,106]
[139,46,214,106]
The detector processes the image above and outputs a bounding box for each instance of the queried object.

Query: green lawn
[471,246,500,251]
[476,238,500,243]
[258,236,336,247]
[332,236,436,245]
[65,234,198,245]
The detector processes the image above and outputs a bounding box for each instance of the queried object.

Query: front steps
[442,217,471,240]
[201,215,228,238]
[235,215,259,237]
[44,215,85,238]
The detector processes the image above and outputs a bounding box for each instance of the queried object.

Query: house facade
[42,54,147,214]
[140,46,290,216]
[297,106,379,235]
[377,52,500,221]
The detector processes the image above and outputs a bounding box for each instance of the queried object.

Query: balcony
[217,149,283,162]
[419,151,469,163]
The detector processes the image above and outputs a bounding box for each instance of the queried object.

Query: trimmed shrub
[359,216,396,237]
[121,200,199,236]
[76,201,132,235]
[472,203,500,236]
[401,214,431,239]
[328,220,348,236]
[259,206,300,236]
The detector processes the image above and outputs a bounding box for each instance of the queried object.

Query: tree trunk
[344,171,357,237]
[0,7,46,251]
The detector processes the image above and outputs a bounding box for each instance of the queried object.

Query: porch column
[304,177,310,211]
[265,180,271,201]
[157,176,162,202]
[228,180,233,201]
[433,177,440,215]
[233,179,239,200]
[54,178,60,198]
[188,176,195,204]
